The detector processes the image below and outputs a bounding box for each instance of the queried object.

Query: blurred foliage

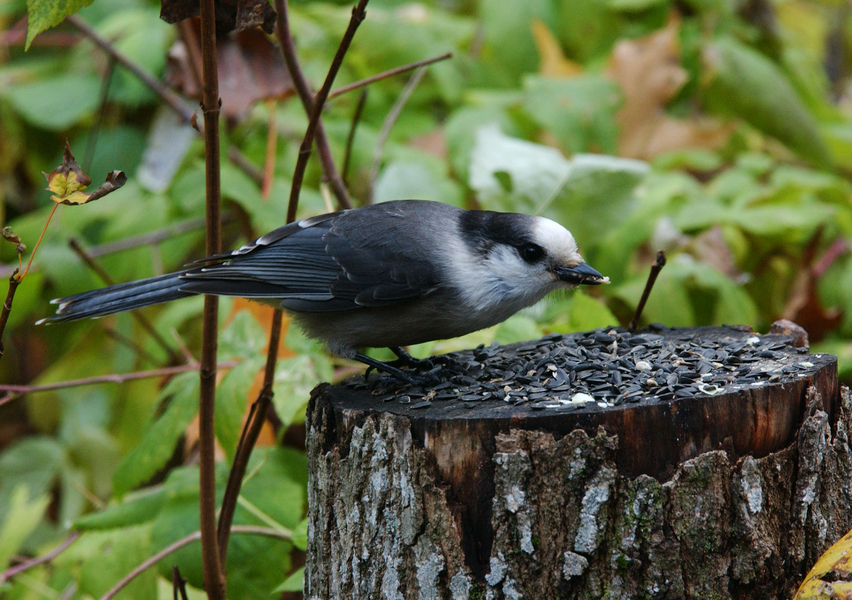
[2,0,852,597]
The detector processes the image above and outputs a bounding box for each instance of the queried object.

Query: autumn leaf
[794,528,852,599]
[43,140,127,205]
[531,19,583,78]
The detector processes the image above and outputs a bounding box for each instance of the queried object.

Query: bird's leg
[388,346,434,371]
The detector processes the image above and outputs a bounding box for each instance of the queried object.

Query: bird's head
[447,210,608,313]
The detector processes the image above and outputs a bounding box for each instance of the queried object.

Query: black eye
[519,243,545,263]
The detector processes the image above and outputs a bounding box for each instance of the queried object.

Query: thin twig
[69,239,178,361]
[198,0,226,595]
[342,89,367,186]
[2,532,82,583]
[67,15,194,123]
[0,271,21,362]
[287,0,369,224]
[628,250,667,332]
[328,51,452,100]
[274,0,353,210]
[0,361,238,399]
[172,566,188,600]
[369,66,426,201]
[217,308,283,563]
[97,526,291,600]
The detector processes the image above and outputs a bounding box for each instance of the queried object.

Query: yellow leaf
[42,140,126,205]
[795,528,852,599]
[531,20,583,78]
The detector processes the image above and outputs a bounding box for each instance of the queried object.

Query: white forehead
[532,217,581,263]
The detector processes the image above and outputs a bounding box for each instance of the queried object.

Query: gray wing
[179,201,446,313]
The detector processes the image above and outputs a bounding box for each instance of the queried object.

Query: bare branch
[328,51,452,99]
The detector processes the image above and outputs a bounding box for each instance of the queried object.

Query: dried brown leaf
[531,19,583,78]
[167,25,294,120]
[606,17,732,159]
[160,0,275,36]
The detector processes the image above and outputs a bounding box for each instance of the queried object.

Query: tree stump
[304,325,850,600]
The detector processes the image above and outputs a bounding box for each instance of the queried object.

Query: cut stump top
[315,325,838,479]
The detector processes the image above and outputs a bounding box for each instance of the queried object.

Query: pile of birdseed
[344,325,826,412]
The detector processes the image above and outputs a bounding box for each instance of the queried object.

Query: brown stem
[628,250,667,332]
[67,15,194,123]
[198,0,225,596]
[0,361,238,402]
[274,0,353,210]
[97,526,291,600]
[369,66,426,202]
[2,532,81,583]
[69,239,178,362]
[287,0,369,224]
[172,566,189,600]
[0,271,21,363]
[342,89,368,186]
[328,51,452,100]
[217,308,283,563]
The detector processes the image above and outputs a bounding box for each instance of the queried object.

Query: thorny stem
[68,238,178,361]
[97,526,292,600]
[274,0,353,210]
[628,250,667,332]
[328,51,453,100]
[198,0,225,595]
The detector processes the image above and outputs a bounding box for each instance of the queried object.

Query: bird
[41,200,608,380]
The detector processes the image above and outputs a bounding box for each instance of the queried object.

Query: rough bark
[305,333,850,599]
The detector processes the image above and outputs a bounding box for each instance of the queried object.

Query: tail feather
[40,272,193,323]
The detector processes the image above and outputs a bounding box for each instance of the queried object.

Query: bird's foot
[356,352,440,387]
[388,347,435,372]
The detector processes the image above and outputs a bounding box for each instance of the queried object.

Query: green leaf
[272,356,322,427]
[112,372,200,496]
[216,357,264,460]
[291,518,308,551]
[3,73,101,129]
[273,567,305,593]
[470,125,648,253]
[521,75,622,154]
[59,525,156,599]
[702,37,831,166]
[74,488,166,531]
[494,314,543,345]
[544,291,619,334]
[0,437,64,525]
[219,310,267,360]
[25,0,94,49]
[0,485,51,567]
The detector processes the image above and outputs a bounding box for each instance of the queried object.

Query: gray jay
[42,200,608,379]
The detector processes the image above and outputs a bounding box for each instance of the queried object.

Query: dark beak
[555,262,607,286]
